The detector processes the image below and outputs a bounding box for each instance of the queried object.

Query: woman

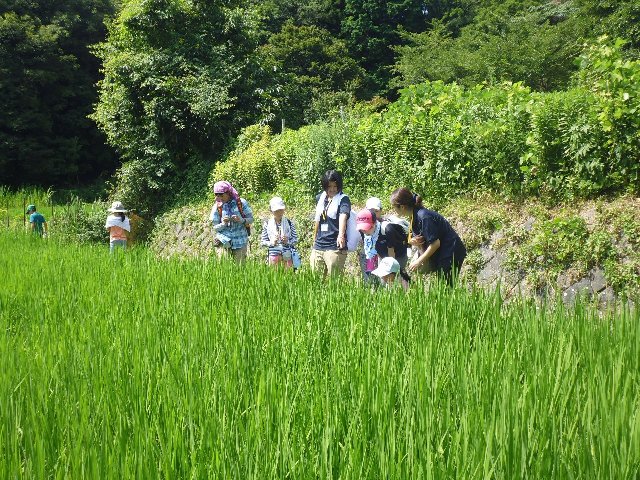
[260,196,299,269]
[356,208,410,288]
[210,181,254,262]
[311,170,351,278]
[105,201,130,252]
[390,188,466,285]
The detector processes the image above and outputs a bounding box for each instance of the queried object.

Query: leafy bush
[211,125,276,195]
[210,38,640,203]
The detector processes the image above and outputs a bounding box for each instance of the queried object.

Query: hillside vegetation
[212,38,640,204]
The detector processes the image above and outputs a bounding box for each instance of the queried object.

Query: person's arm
[236,200,254,226]
[210,206,220,224]
[43,221,48,235]
[336,196,350,250]
[288,221,298,246]
[409,238,440,272]
[312,221,319,246]
[260,222,272,247]
[337,213,347,249]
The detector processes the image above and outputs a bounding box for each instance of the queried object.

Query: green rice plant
[0,231,638,479]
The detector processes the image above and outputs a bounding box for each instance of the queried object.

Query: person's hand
[337,233,346,250]
[408,259,421,273]
[409,235,424,247]
[230,215,242,223]
[281,235,289,245]
[269,240,277,247]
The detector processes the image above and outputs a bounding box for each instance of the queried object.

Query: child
[371,257,402,288]
[26,204,48,237]
[105,201,130,252]
[260,197,299,269]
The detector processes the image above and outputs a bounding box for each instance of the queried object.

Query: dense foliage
[91,0,262,215]
[255,23,364,129]
[213,38,640,203]
[0,0,118,187]
[393,0,640,91]
[4,0,640,213]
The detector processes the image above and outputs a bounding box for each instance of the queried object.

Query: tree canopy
[0,0,117,187]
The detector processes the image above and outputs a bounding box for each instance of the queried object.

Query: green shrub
[211,125,276,195]
[209,38,640,203]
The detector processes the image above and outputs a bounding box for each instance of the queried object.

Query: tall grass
[1,231,638,478]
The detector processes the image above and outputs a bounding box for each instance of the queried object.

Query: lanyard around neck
[322,196,333,221]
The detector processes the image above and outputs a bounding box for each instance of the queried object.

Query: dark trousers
[436,241,467,286]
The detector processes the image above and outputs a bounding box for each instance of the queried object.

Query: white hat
[371,257,400,278]
[108,201,127,213]
[365,197,382,211]
[269,197,286,212]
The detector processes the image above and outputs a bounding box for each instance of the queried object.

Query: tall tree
[0,0,118,187]
[341,0,429,97]
[91,0,260,214]
[256,23,364,129]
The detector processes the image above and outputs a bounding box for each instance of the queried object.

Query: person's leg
[324,250,348,277]
[110,240,126,253]
[358,250,367,281]
[310,249,328,278]
[231,246,248,263]
[268,254,281,266]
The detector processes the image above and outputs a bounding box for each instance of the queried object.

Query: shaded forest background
[1,0,639,206]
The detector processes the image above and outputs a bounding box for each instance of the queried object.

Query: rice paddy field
[1,231,639,479]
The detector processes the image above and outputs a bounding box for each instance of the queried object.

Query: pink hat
[356,209,376,231]
[213,181,239,203]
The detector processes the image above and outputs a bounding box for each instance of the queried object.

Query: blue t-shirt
[314,194,351,251]
[412,208,465,269]
[29,212,46,236]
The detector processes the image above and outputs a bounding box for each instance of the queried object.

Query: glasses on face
[214,192,225,197]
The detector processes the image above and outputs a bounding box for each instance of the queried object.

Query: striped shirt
[260,218,298,257]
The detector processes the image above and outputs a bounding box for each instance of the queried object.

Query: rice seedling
[1,231,638,479]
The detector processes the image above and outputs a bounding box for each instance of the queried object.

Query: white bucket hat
[365,197,382,211]
[108,201,127,213]
[371,257,400,278]
[269,196,286,212]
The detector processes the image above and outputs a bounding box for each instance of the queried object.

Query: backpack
[217,198,251,235]
[346,209,361,251]
[381,215,410,237]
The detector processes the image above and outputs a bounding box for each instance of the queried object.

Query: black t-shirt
[314,194,351,251]
[375,222,408,260]
[412,207,465,269]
